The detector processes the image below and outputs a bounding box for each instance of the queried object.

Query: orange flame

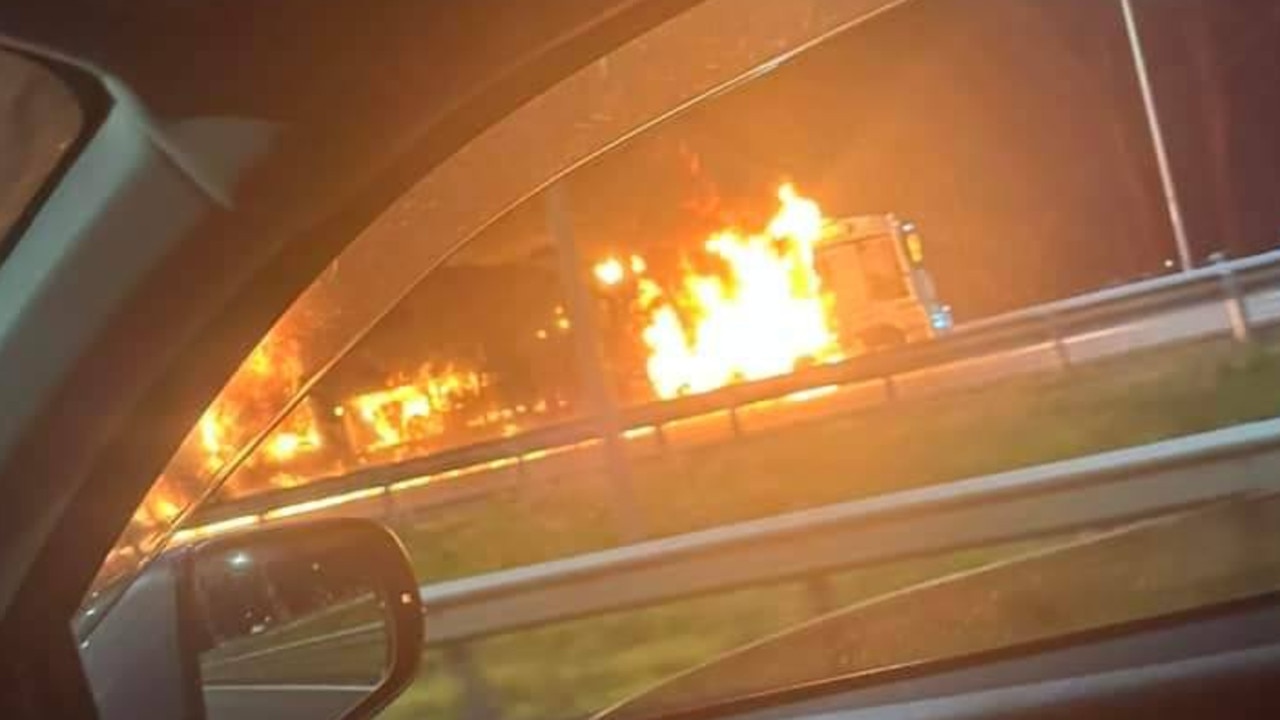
[346,365,486,452]
[601,184,841,399]
[169,185,842,503]
[594,257,627,286]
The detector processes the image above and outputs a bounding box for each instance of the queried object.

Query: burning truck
[153,184,950,504]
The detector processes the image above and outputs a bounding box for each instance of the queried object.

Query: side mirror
[184,519,422,720]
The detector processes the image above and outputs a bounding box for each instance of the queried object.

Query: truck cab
[815,214,952,353]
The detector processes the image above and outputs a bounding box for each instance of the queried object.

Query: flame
[188,327,316,476]
[353,385,437,450]
[263,418,323,463]
[134,491,182,525]
[198,412,229,471]
[594,257,627,286]
[147,184,842,511]
[346,365,486,452]
[621,184,840,399]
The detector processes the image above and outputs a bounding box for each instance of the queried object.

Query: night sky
[557,0,1280,320]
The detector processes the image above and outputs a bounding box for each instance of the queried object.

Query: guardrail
[208,417,1280,708]
[188,249,1280,530]
[957,247,1280,335]
[415,417,1280,645]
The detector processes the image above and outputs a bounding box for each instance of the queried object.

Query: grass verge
[611,494,1280,719]
[378,536,1068,720]
[370,337,1280,719]
[394,336,1280,582]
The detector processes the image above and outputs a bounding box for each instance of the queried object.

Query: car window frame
[0,47,110,267]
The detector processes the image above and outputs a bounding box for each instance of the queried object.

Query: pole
[545,182,646,542]
[1120,0,1194,272]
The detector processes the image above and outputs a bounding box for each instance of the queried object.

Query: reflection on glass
[209,201,582,501]
[606,496,1280,720]
[193,533,391,720]
[0,49,83,255]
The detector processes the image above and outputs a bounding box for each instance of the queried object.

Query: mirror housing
[79,518,422,720]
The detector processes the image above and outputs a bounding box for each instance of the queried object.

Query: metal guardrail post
[728,405,744,439]
[1211,254,1253,344]
[882,374,898,402]
[805,573,836,617]
[654,422,669,452]
[1046,312,1072,370]
[381,487,398,525]
[442,642,501,720]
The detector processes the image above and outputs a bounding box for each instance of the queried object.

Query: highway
[416,417,1280,645]
[510,284,1280,483]
[182,260,1280,540]
[189,417,1280,718]
[171,272,1280,719]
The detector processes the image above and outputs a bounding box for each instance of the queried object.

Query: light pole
[1120,0,1194,272]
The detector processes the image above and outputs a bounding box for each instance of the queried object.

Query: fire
[188,327,315,476]
[597,184,841,399]
[346,365,486,452]
[198,412,229,471]
[134,492,182,524]
[262,403,324,463]
[149,185,839,507]
[353,385,437,450]
[594,257,626,286]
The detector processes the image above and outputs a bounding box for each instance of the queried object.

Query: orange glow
[353,385,435,450]
[621,184,841,399]
[263,403,324,463]
[132,490,184,527]
[622,425,658,440]
[198,412,230,471]
[266,432,303,461]
[186,326,317,477]
[594,256,627,286]
[390,474,438,492]
[172,514,260,545]
[347,365,485,452]
[782,384,841,404]
[522,442,583,463]
[153,498,181,521]
[148,183,857,515]
[447,456,519,480]
[264,487,385,520]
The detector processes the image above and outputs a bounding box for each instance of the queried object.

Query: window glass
[212,199,580,502]
[0,50,83,264]
[857,235,909,301]
[86,2,1280,720]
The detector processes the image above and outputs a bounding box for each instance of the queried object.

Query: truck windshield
[857,234,910,301]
